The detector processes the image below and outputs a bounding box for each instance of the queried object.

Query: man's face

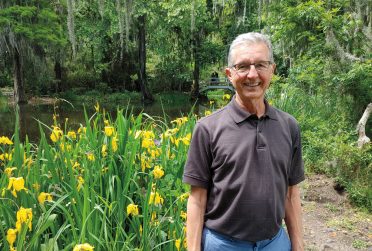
[226,43,275,104]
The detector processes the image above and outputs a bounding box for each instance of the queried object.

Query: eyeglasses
[232,61,272,74]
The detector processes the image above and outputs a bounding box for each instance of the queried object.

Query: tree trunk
[137,14,154,102]
[357,103,372,148]
[13,47,27,104]
[191,30,201,100]
[54,59,62,93]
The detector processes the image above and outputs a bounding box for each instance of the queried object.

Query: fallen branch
[357,103,372,148]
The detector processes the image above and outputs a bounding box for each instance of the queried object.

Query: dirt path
[301,174,371,251]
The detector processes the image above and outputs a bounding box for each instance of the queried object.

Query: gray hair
[227,32,274,67]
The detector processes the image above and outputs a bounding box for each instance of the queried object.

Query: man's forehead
[232,43,270,61]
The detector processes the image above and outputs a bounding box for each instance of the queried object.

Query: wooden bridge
[199,77,235,94]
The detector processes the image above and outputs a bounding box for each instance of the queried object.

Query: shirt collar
[228,96,278,124]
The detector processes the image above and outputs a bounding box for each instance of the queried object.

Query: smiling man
[183,32,305,251]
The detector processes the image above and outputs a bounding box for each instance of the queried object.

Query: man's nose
[246,65,259,78]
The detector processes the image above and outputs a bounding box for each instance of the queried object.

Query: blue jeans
[202,227,291,251]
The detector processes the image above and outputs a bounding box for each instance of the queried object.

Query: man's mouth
[243,82,260,87]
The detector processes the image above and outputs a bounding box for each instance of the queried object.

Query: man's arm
[284,185,304,251]
[187,186,207,251]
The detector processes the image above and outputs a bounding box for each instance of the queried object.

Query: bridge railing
[200,77,232,87]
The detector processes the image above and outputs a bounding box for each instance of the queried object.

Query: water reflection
[0,100,206,142]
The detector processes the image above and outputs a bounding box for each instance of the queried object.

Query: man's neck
[235,96,266,118]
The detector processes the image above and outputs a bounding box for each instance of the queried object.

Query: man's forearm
[187,187,207,251]
[284,185,304,251]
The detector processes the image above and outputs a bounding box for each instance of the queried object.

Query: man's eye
[237,65,249,71]
[255,63,266,68]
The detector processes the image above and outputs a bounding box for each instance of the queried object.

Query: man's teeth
[244,82,260,87]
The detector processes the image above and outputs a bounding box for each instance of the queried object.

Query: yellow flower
[179,192,189,202]
[112,135,118,152]
[170,136,180,147]
[6,228,17,248]
[32,183,40,191]
[78,126,86,135]
[7,177,27,198]
[180,211,187,220]
[87,152,95,161]
[38,192,53,205]
[4,167,17,177]
[101,144,108,157]
[204,110,212,116]
[142,130,155,139]
[162,128,179,139]
[150,148,161,159]
[140,157,151,172]
[179,133,191,146]
[72,161,80,170]
[77,176,84,191]
[209,100,215,105]
[151,211,157,221]
[171,117,188,127]
[152,166,164,179]
[142,138,154,149]
[67,131,77,140]
[16,207,32,231]
[148,191,164,206]
[73,243,94,251]
[175,239,181,251]
[104,126,114,137]
[0,136,13,145]
[126,203,139,216]
[223,93,231,100]
[50,126,63,143]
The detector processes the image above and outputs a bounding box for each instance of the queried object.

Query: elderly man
[183,32,304,251]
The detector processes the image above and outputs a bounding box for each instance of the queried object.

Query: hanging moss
[67,0,76,58]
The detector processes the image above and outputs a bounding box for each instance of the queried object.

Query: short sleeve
[182,121,212,189]
[288,122,305,186]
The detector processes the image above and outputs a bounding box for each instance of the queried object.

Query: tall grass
[0,106,196,250]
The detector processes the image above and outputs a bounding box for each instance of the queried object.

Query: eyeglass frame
[231,61,273,75]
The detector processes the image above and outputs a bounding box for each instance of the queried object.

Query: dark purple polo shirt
[183,98,305,242]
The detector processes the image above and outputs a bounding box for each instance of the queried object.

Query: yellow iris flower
[126,203,139,216]
[50,126,63,143]
[67,130,77,140]
[38,192,53,205]
[148,191,164,206]
[7,177,27,198]
[104,126,115,137]
[0,136,13,145]
[6,228,17,249]
[16,207,32,231]
[152,166,164,179]
[73,243,94,251]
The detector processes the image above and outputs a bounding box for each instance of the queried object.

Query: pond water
[0,99,207,142]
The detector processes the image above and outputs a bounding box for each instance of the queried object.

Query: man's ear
[225,67,233,81]
[271,63,276,74]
